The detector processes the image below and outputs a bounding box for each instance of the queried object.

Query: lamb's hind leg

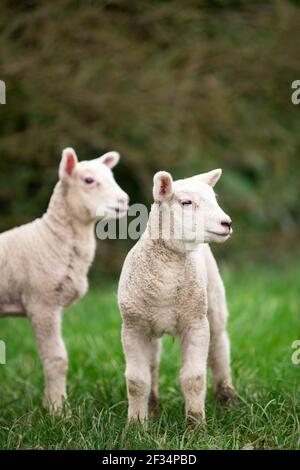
[209,328,236,404]
[149,338,161,413]
[122,326,151,424]
[180,318,209,424]
[28,304,68,414]
[207,282,236,404]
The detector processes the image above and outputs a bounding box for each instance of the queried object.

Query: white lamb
[0,147,128,413]
[118,169,236,425]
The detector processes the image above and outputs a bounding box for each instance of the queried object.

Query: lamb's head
[59,147,129,223]
[151,169,232,248]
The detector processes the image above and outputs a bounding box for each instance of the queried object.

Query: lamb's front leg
[180,317,209,423]
[29,305,68,414]
[122,326,151,424]
[149,338,161,413]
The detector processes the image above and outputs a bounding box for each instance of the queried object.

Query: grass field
[0,263,299,450]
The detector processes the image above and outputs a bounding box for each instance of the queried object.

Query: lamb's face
[152,169,232,246]
[59,148,129,223]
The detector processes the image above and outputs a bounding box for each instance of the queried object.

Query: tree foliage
[0,0,299,271]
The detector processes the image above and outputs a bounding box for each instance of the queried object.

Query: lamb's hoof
[186,411,206,433]
[60,404,72,418]
[127,415,148,427]
[149,393,160,415]
[43,396,71,417]
[216,383,237,406]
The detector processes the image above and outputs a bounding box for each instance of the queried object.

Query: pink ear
[59,147,78,180]
[159,176,170,196]
[98,151,120,169]
[153,171,174,201]
[65,151,76,175]
[102,155,116,167]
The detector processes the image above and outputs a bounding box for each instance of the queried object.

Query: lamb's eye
[181,199,192,206]
[84,177,95,185]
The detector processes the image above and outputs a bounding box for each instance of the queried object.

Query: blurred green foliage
[0,0,299,273]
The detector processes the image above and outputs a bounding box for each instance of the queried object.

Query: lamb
[0,147,128,413]
[118,169,236,425]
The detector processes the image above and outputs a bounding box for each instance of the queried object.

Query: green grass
[0,263,300,450]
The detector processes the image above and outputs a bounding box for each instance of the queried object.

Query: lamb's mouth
[107,206,128,215]
[207,230,231,238]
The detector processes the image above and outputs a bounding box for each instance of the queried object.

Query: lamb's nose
[221,219,232,230]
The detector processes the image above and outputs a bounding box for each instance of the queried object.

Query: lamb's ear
[98,151,120,169]
[198,169,222,188]
[153,171,174,201]
[59,148,78,181]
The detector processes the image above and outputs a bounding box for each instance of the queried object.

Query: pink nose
[221,219,232,230]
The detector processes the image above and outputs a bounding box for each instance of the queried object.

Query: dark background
[1,0,299,277]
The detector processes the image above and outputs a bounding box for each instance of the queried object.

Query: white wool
[118,169,236,424]
[0,147,128,413]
